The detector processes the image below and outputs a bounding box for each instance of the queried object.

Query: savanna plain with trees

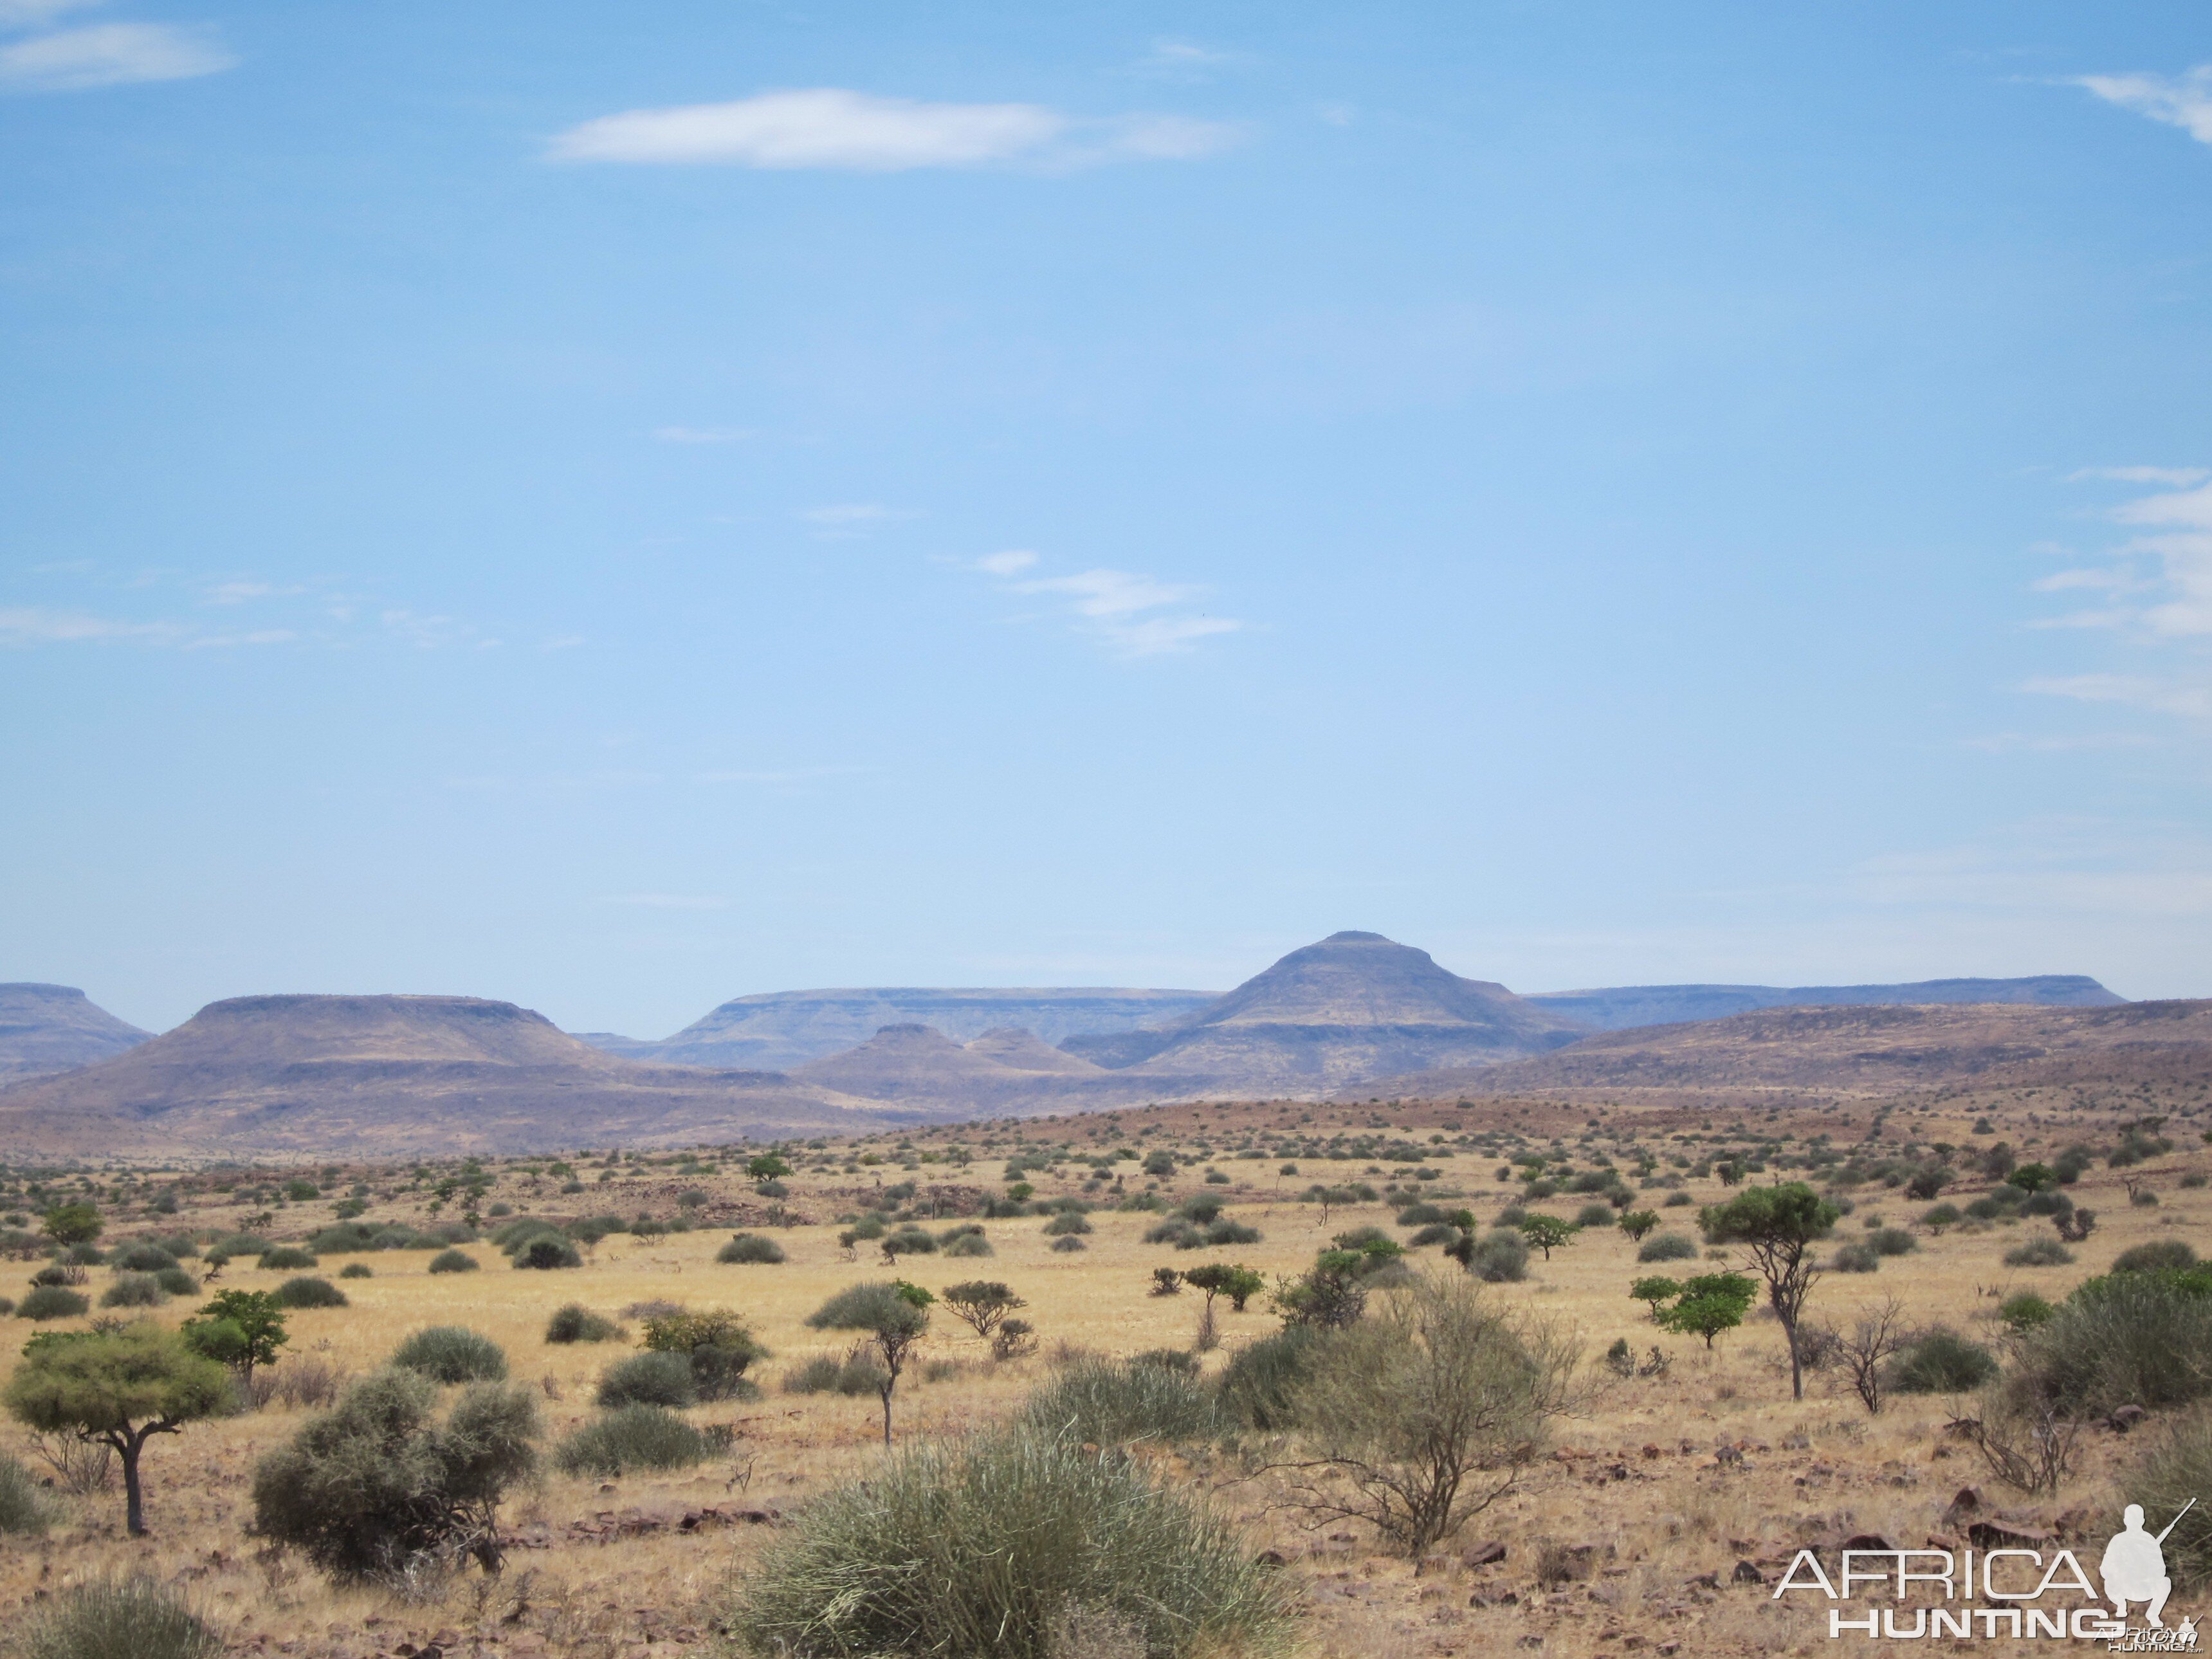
[0,1078,2205,1659]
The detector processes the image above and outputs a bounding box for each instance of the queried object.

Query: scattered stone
[1255,1549,1290,1568]
[1968,1518,2052,1550]
[2108,1404,2148,1434]
[1840,1534,1894,1552]
[1463,1539,1507,1567]
[1732,1559,1764,1585]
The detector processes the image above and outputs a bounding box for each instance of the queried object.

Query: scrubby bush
[1017,1356,1225,1446]
[717,1233,786,1264]
[258,1247,316,1271]
[1636,1233,1698,1263]
[17,1285,89,1321]
[338,1263,372,1280]
[2004,1237,2074,1268]
[943,1232,994,1258]
[1459,1233,1530,1282]
[2006,1269,2212,1416]
[1999,1292,2055,1332]
[1869,1227,1917,1257]
[100,1272,168,1308]
[1574,1203,1616,1229]
[1830,1242,1880,1273]
[1395,1202,1450,1227]
[1888,1329,1999,1394]
[391,1326,507,1384]
[15,1575,223,1659]
[0,1451,53,1535]
[555,1404,710,1476]
[642,1309,767,1401]
[545,1303,621,1344]
[207,1233,270,1259]
[154,1268,197,1296]
[111,1242,179,1274]
[1218,1324,1318,1432]
[596,1351,695,1409]
[275,1276,348,1308]
[1041,1212,1091,1236]
[515,1237,582,1270]
[426,1249,478,1274]
[1049,1234,1086,1252]
[881,1227,938,1257]
[1920,1204,1963,1233]
[251,1368,539,1577]
[2114,1240,2197,1274]
[783,1350,888,1398]
[724,1425,1295,1659]
[2134,1409,2212,1588]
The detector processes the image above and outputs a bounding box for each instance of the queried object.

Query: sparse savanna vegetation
[0,1090,2201,1657]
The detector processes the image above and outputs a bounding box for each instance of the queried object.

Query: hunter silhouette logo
[1771,1496,2199,1645]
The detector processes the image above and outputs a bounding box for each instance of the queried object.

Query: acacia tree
[181,1289,289,1386]
[1617,1211,1661,1243]
[806,1281,932,1445]
[1628,1275,1682,1321]
[940,1281,1025,1344]
[1183,1263,1266,1313]
[1656,1272,1757,1349]
[1700,1183,1839,1399]
[1517,1215,1577,1261]
[39,1202,102,1247]
[5,1323,229,1535]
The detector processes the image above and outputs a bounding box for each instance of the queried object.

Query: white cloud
[799,503,912,526]
[2022,674,2212,720]
[0,605,180,645]
[0,21,232,91]
[0,0,97,25]
[969,557,1243,657]
[2074,65,2212,143]
[653,425,754,445]
[549,87,1238,170]
[2067,465,2210,486]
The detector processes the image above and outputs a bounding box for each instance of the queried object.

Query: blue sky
[5,2,2211,1036]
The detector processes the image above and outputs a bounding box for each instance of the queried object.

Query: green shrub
[338,1263,372,1280]
[1218,1325,1318,1431]
[154,1267,198,1296]
[2004,1237,2074,1268]
[100,1272,168,1308]
[392,1326,507,1383]
[17,1285,89,1321]
[1888,1330,1998,1393]
[1869,1227,1917,1257]
[250,1368,539,1577]
[1999,1292,2054,1332]
[545,1303,621,1344]
[1395,1202,1450,1227]
[1574,1203,1616,1228]
[1831,1242,1880,1273]
[15,1575,222,1659]
[554,1404,711,1476]
[1920,1204,1964,1231]
[1049,1235,1087,1253]
[426,1249,479,1274]
[259,1247,317,1271]
[1636,1233,1698,1263]
[2114,1240,2197,1274]
[2008,1270,2212,1415]
[208,1233,270,1258]
[596,1351,695,1409]
[2134,1409,2212,1588]
[943,1232,994,1258]
[1461,1233,1529,1282]
[783,1351,887,1397]
[275,1276,348,1308]
[1042,1212,1092,1236]
[111,1242,179,1273]
[1017,1356,1225,1447]
[717,1233,786,1264]
[515,1237,582,1270]
[0,1451,53,1535]
[641,1309,767,1401]
[724,1425,1295,1659]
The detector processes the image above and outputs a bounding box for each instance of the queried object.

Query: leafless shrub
[1824,1297,1909,1415]
[29,1431,113,1494]
[1950,1391,2082,1495]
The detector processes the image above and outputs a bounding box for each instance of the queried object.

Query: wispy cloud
[1133,39,1242,81]
[2067,465,2210,486]
[2034,471,2212,640]
[0,0,96,24]
[0,605,183,645]
[2022,674,2212,720]
[0,20,232,91]
[653,425,755,445]
[2073,65,2212,143]
[798,503,919,538]
[548,87,1239,170]
[969,551,1242,657]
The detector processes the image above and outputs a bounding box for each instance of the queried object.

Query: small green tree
[940,1281,1026,1345]
[806,1281,932,1445]
[2006,1163,2056,1195]
[1617,1210,1660,1242]
[1517,1215,1577,1261]
[4,1323,229,1535]
[1700,1183,1839,1400]
[180,1290,289,1386]
[1628,1275,1681,1321]
[641,1309,767,1400]
[746,1153,792,1189]
[39,1202,102,1247]
[1656,1272,1757,1348]
[1184,1263,1265,1312]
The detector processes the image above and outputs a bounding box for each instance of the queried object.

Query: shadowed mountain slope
[1063,931,1590,1092]
[1526,974,2123,1031]
[0,993,896,1159]
[792,1023,1210,1114]
[0,984,152,1083]
[584,986,1216,1070]
[1352,998,2212,1099]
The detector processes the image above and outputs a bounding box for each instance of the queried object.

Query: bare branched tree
[1268,1270,1580,1555]
[1824,1296,1909,1415]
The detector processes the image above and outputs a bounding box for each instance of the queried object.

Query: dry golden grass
[0,1088,2202,1657]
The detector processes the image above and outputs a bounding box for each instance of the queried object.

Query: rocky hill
[0,993,897,1159]
[792,1023,1209,1115]
[1525,973,2123,1031]
[1356,998,2212,1099]
[0,984,151,1083]
[1066,931,1591,1093]
[581,986,1216,1070]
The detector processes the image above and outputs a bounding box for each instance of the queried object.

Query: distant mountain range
[0,944,2152,1157]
